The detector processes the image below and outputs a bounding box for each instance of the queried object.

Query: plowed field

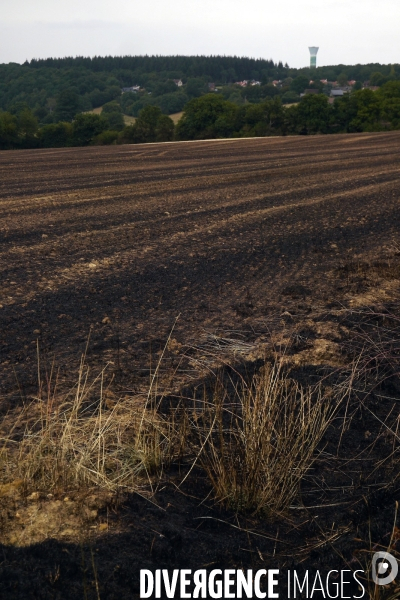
[1,133,400,599]
[2,132,400,398]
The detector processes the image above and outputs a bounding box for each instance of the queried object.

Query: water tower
[309,47,319,69]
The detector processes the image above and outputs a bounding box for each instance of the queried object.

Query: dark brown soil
[1,132,400,397]
[1,134,400,599]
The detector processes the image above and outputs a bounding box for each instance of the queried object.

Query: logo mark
[372,551,398,586]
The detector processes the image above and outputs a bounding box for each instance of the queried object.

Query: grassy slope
[85,106,183,125]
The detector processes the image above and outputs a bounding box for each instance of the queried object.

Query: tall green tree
[155,114,175,142]
[348,89,382,131]
[101,101,122,114]
[158,92,188,114]
[55,89,81,122]
[336,73,349,86]
[290,76,310,95]
[71,113,108,146]
[240,98,285,136]
[376,81,400,128]
[151,80,178,97]
[378,80,400,98]
[369,72,387,87]
[288,94,331,135]
[17,108,39,145]
[186,78,208,99]
[0,112,18,149]
[381,98,400,129]
[101,101,125,130]
[39,122,73,147]
[125,106,174,143]
[175,94,237,140]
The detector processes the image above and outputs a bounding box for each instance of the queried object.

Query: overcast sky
[1,0,399,68]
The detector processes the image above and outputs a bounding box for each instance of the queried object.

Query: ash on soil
[1,134,400,598]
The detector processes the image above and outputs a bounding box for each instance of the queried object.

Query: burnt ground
[1,133,400,598]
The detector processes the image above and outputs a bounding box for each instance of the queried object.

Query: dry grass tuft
[191,361,340,515]
[0,353,343,515]
[0,359,177,495]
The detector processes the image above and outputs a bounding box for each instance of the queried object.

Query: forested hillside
[0,55,287,118]
[1,55,399,117]
[1,55,400,149]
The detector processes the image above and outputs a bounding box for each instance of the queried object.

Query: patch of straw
[192,360,340,515]
[0,359,176,494]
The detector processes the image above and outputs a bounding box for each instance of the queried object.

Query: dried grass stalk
[194,361,339,515]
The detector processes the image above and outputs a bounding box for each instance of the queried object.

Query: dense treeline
[23,54,400,86]
[0,55,287,120]
[0,105,175,150]
[2,81,400,150]
[2,55,400,122]
[26,55,286,79]
[175,82,400,139]
[2,55,400,150]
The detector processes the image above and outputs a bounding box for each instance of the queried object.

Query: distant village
[297,79,379,102]
[122,77,380,104]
